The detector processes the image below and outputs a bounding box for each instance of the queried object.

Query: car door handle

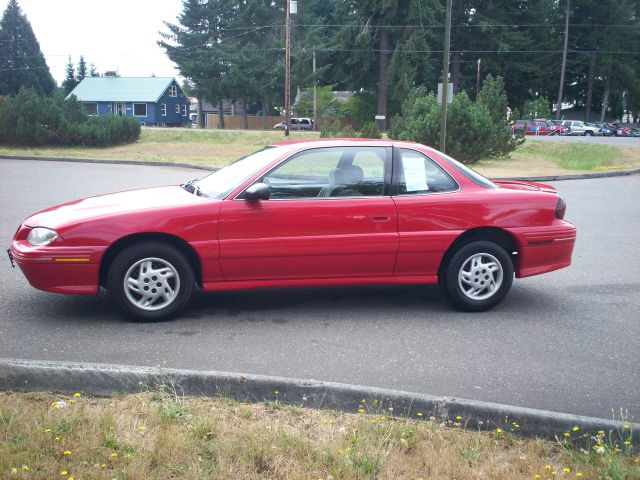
[372,215,391,223]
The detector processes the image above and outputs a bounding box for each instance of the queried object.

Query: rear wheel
[441,241,514,312]
[107,242,195,321]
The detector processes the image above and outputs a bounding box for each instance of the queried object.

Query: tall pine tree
[76,55,87,83]
[61,56,77,95]
[0,0,55,95]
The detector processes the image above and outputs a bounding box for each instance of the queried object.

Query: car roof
[271,138,394,148]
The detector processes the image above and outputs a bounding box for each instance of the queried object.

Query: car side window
[397,149,458,195]
[260,147,386,199]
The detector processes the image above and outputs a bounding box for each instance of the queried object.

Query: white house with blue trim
[67,77,190,126]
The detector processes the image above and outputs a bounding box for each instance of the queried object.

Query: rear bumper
[509,221,577,278]
[9,240,106,294]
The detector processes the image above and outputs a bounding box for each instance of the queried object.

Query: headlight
[27,227,59,246]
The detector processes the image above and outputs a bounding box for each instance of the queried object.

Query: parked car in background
[608,123,632,137]
[8,139,576,321]
[592,122,614,136]
[630,128,640,137]
[512,119,567,136]
[560,120,597,136]
[273,118,314,130]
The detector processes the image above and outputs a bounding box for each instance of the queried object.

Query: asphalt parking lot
[1,159,638,420]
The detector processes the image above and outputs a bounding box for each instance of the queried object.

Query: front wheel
[441,241,514,312]
[107,242,195,321]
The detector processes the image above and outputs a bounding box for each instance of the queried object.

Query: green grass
[2,128,639,176]
[513,141,620,170]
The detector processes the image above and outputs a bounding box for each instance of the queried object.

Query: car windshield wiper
[182,179,208,198]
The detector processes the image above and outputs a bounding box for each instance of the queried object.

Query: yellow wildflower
[534,475,540,479]
[563,432,571,437]
[73,393,81,397]
[11,467,18,474]
[22,466,29,471]
[597,430,605,435]
[572,426,579,431]
[138,426,145,430]
[111,452,118,457]
[101,464,106,468]
[358,408,365,413]
[496,428,502,433]
[456,415,462,420]
[45,428,52,432]
[563,468,571,473]
[417,412,423,417]
[274,390,279,394]
[60,471,68,476]
[624,441,631,445]
[55,436,61,441]
[576,473,583,477]
[623,424,630,429]
[552,471,558,475]
[63,450,72,455]
[545,465,551,470]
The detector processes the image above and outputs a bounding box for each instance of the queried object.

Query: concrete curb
[2,154,640,181]
[1,358,636,445]
[0,155,218,171]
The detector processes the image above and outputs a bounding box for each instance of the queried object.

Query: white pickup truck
[560,120,598,136]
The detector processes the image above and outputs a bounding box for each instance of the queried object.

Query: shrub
[476,75,517,156]
[320,118,382,139]
[389,87,495,164]
[359,122,382,139]
[0,88,141,147]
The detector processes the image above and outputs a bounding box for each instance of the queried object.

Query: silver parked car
[560,120,597,136]
[273,117,315,130]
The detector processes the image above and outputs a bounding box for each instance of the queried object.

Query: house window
[161,103,167,116]
[175,104,180,114]
[82,102,98,116]
[182,104,187,116]
[169,85,177,97]
[133,103,147,117]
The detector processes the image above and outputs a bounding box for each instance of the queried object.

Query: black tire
[107,241,195,321]
[585,131,593,136]
[441,241,514,312]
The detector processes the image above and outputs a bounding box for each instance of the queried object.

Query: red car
[512,118,567,136]
[8,139,576,321]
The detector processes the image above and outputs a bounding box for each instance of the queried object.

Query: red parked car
[8,139,576,321]
[512,118,567,136]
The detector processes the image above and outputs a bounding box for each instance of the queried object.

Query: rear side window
[397,149,458,195]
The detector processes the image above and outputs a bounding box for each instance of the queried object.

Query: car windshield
[194,146,287,199]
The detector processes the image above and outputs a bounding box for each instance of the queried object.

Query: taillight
[555,196,566,219]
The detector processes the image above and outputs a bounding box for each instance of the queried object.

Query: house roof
[68,77,180,103]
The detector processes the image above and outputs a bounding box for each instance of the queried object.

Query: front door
[114,103,124,116]
[219,146,398,281]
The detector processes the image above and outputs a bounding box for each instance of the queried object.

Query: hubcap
[123,257,180,311]
[458,253,503,301]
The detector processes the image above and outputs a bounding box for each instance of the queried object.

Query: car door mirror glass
[245,183,271,201]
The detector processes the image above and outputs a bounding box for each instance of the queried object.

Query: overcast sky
[1,0,185,84]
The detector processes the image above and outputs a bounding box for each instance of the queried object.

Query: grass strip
[1,390,637,479]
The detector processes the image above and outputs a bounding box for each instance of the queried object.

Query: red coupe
[8,139,576,321]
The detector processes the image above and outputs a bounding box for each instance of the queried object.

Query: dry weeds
[1,391,637,479]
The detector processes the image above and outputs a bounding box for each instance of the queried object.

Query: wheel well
[438,227,518,278]
[99,233,202,287]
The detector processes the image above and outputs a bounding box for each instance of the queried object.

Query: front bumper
[9,238,107,294]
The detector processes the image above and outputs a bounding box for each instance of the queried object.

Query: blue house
[67,77,190,127]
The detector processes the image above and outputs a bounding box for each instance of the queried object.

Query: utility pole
[313,48,317,131]
[476,58,481,99]
[284,0,291,136]
[439,0,453,153]
[555,0,570,120]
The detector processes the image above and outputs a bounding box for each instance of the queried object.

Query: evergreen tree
[0,0,56,95]
[76,55,87,83]
[61,56,77,95]
[89,63,99,77]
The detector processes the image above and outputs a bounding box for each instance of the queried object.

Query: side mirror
[245,182,270,202]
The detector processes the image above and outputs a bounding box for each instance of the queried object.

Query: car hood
[24,185,204,229]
